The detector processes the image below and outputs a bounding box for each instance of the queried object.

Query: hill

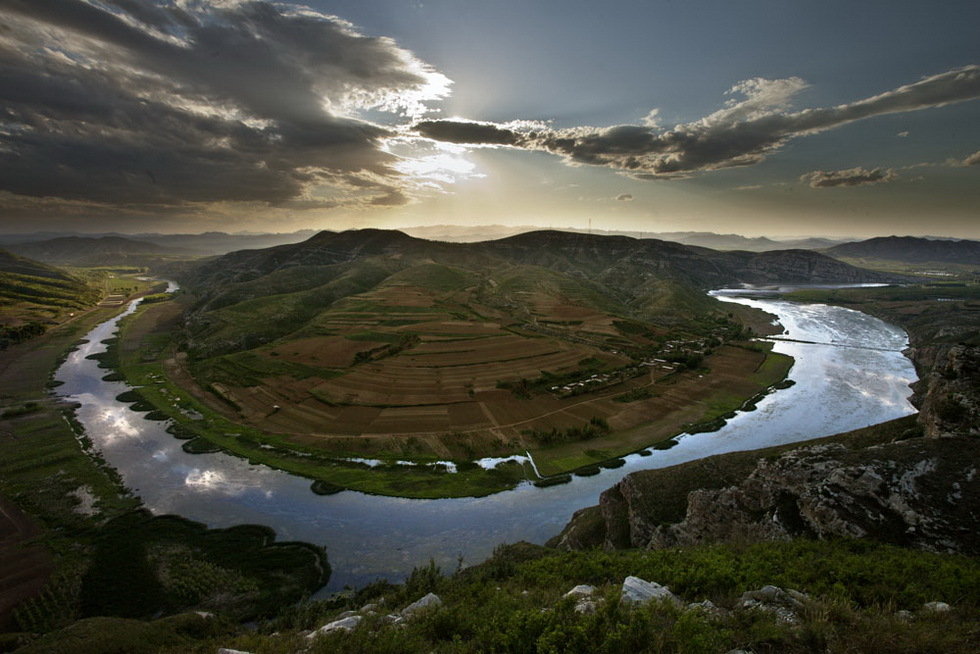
[6,236,186,267]
[74,228,889,494]
[0,250,100,341]
[0,230,319,256]
[401,225,852,250]
[825,235,980,265]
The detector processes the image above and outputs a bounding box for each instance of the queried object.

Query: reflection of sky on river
[56,289,917,591]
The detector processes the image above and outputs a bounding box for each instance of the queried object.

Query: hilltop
[401,225,852,250]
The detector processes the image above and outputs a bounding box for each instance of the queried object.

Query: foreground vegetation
[11,539,978,653]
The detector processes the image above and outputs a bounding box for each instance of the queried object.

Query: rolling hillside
[179,229,895,359]
[0,249,100,335]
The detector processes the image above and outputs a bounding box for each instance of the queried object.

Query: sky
[0,0,978,238]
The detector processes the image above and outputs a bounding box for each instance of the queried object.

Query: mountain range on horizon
[2,226,978,261]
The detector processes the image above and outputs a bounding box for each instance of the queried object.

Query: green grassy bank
[109,298,794,498]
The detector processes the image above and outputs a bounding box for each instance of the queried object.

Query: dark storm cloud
[801,167,898,189]
[415,120,522,145]
[415,66,980,179]
[0,0,449,208]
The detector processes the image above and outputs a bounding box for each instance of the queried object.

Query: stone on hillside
[336,609,358,619]
[217,649,252,654]
[574,598,597,614]
[895,609,914,621]
[686,599,729,618]
[306,614,363,639]
[402,592,442,617]
[564,584,595,599]
[620,576,680,605]
[360,602,379,614]
[922,601,951,613]
[381,613,404,625]
[737,585,805,624]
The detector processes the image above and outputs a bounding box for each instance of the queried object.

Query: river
[54,285,917,591]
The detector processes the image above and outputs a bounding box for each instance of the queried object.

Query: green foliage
[524,417,611,445]
[614,387,655,402]
[0,321,47,349]
[533,474,573,488]
[139,293,173,305]
[1,401,41,417]
[19,538,980,653]
[352,334,420,364]
[74,512,328,622]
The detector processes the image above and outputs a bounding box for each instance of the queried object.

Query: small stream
[55,284,917,591]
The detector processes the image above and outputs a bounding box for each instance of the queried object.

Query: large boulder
[564,584,595,599]
[620,576,680,606]
[401,592,442,617]
[736,585,807,624]
[306,614,363,639]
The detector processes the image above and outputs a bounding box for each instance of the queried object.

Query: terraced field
[174,266,786,472]
[197,279,632,439]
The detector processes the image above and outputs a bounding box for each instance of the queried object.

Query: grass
[19,538,978,653]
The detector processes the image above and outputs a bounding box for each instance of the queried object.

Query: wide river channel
[55,285,917,591]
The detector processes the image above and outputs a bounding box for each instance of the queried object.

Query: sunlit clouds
[415,66,980,179]
[0,1,977,236]
[0,0,452,211]
[801,167,899,189]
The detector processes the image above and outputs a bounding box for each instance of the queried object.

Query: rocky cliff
[552,419,979,556]
[909,343,980,438]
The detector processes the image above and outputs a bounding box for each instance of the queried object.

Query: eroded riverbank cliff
[552,419,978,555]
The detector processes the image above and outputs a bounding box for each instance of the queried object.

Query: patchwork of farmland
[186,276,673,442]
[180,253,781,462]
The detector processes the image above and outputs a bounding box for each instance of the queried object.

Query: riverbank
[105,296,793,498]
[0,291,156,630]
[0,282,329,640]
[779,283,980,438]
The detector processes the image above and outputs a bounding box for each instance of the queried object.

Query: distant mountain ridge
[825,236,980,265]
[401,225,853,250]
[0,230,319,256]
[6,236,182,266]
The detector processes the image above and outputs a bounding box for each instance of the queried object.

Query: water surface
[55,286,916,591]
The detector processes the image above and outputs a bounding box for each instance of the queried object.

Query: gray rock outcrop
[402,592,442,617]
[564,584,595,599]
[556,435,979,556]
[306,614,363,639]
[620,576,680,606]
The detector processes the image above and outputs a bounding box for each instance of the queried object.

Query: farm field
[182,275,742,450]
[108,261,793,497]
